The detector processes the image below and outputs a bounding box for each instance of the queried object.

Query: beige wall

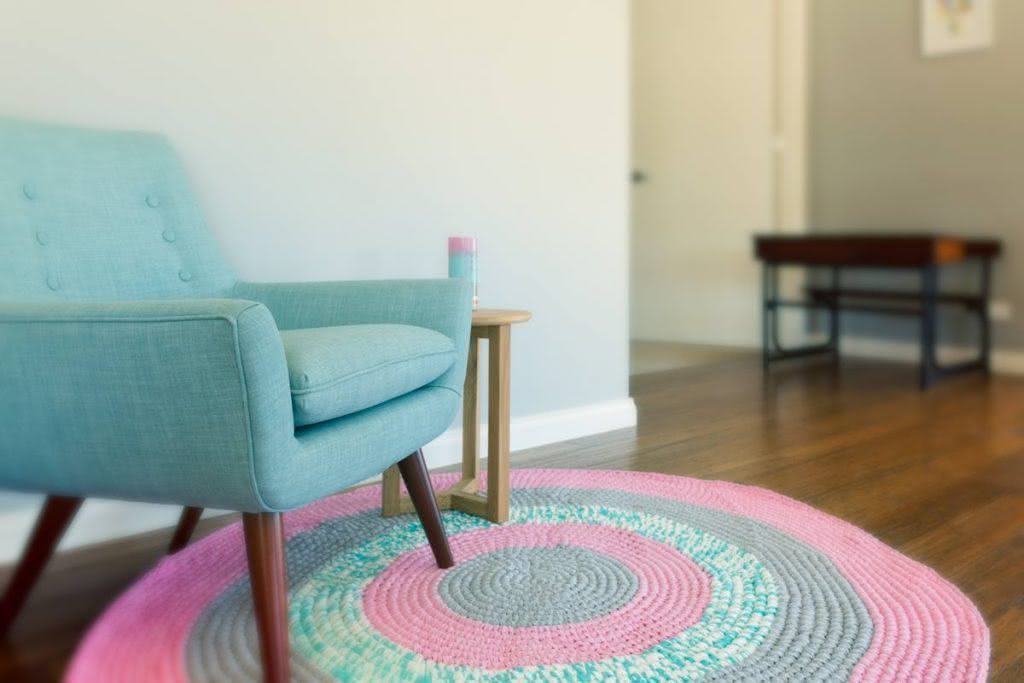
[811,0,1024,348]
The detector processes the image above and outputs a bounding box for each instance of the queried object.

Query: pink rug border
[65,469,990,682]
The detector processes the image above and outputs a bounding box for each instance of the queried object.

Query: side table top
[471,308,531,326]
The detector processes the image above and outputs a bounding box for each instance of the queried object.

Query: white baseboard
[0,397,637,564]
[421,397,637,470]
[841,336,1024,375]
[0,494,211,566]
[635,334,1024,377]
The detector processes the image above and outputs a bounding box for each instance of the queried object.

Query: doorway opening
[629,0,808,376]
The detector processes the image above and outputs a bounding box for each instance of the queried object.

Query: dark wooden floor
[1,356,1022,681]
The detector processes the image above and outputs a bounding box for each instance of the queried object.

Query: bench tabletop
[754,233,1002,267]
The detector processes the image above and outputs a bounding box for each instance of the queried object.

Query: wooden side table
[382,308,531,523]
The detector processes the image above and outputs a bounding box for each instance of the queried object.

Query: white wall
[0,1,632,558]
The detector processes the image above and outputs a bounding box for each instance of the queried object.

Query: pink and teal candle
[448,236,478,308]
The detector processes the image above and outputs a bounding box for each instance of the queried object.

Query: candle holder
[448,236,478,308]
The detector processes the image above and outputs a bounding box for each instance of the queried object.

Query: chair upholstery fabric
[281,324,456,427]
[0,118,235,301]
[0,117,473,512]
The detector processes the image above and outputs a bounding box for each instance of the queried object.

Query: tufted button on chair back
[0,118,235,301]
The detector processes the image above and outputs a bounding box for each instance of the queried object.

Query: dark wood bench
[754,234,1002,389]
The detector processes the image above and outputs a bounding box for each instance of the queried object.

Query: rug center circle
[438,545,638,627]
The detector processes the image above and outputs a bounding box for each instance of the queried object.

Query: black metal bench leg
[762,262,837,369]
[979,258,992,376]
[920,265,939,390]
[828,267,841,362]
[762,263,773,372]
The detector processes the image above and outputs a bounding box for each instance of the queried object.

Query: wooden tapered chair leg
[397,449,455,569]
[242,512,290,683]
[168,506,203,554]
[0,495,83,638]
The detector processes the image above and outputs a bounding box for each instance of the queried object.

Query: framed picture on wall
[922,0,994,56]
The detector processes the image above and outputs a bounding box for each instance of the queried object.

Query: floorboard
[1,356,1021,680]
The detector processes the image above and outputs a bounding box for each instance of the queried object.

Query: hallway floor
[629,340,748,375]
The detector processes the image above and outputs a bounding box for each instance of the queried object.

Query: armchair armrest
[233,278,473,395]
[0,298,295,511]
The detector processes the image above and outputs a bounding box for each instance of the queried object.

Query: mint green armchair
[0,118,471,682]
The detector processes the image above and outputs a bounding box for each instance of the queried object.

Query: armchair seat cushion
[280,324,456,427]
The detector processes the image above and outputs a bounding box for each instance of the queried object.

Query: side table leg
[486,324,511,523]
[460,333,481,489]
[381,465,402,516]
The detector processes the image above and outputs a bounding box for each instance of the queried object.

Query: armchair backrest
[0,118,234,301]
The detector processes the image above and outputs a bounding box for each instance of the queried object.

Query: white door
[631,0,799,347]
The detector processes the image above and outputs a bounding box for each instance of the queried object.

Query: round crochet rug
[67,470,988,682]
